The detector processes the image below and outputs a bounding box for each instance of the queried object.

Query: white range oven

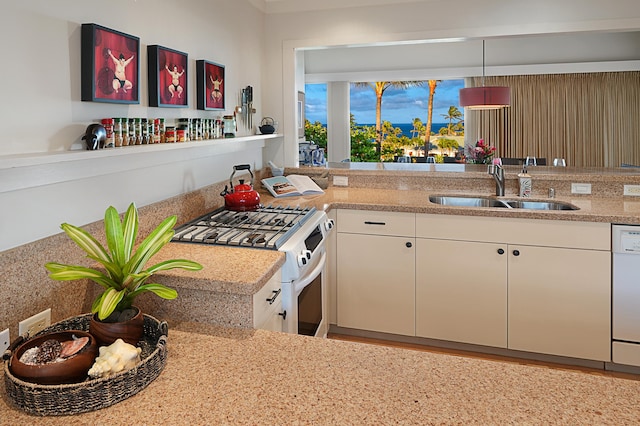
[172,205,334,337]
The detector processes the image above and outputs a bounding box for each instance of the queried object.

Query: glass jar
[134,118,142,145]
[101,118,114,148]
[113,118,123,147]
[141,118,149,144]
[165,126,176,143]
[158,118,165,143]
[176,126,187,142]
[223,115,235,138]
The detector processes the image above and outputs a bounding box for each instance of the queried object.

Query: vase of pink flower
[467,139,496,164]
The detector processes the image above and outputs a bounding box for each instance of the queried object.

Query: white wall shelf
[0,134,282,194]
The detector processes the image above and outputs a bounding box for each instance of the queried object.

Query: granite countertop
[3,174,640,422]
[2,323,640,424]
[267,187,640,225]
[152,243,285,295]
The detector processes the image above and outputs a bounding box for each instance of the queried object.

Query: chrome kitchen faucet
[487,164,505,196]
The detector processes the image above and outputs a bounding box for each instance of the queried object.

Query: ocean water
[357,122,449,138]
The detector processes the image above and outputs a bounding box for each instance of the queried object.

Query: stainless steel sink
[429,195,579,211]
[429,195,510,208]
[503,200,579,210]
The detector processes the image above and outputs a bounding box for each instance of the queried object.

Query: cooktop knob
[324,219,335,231]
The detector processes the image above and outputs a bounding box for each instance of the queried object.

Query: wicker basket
[3,313,168,416]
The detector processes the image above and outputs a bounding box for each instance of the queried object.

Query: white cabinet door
[508,245,611,361]
[337,232,415,335]
[416,238,508,348]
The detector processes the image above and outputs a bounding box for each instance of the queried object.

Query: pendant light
[459,40,510,109]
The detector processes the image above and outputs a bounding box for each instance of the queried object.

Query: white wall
[262,0,640,167]
[0,0,268,251]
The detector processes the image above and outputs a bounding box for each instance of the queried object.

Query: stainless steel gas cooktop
[171,205,317,250]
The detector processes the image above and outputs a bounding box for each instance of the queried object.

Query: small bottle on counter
[223,115,235,138]
[165,126,176,143]
[146,118,153,144]
[134,118,142,145]
[176,126,187,142]
[159,118,166,143]
[518,165,532,197]
[113,118,123,147]
[122,118,131,146]
[101,118,114,148]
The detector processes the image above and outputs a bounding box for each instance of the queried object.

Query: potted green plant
[45,203,202,345]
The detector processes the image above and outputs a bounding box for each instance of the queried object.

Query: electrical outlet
[571,183,591,195]
[19,308,51,338]
[333,175,348,186]
[0,328,9,354]
[624,185,640,196]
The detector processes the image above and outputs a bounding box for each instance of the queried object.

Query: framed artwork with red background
[148,45,188,108]
[196,60,225,110]
[81,23,140,104]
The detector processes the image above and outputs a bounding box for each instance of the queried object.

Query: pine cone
[35,339,62,364]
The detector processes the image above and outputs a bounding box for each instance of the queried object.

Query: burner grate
[172,205,316,249]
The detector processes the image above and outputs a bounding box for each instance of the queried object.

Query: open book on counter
[261,175,325,198]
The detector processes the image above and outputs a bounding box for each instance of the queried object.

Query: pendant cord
[481,40,486,87]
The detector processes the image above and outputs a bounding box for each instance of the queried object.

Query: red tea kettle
[220,164,261,211]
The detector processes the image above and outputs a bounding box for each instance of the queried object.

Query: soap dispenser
[518,165,532,198]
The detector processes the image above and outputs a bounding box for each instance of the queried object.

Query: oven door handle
[293,251,327,295]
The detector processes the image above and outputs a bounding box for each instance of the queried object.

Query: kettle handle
[230,164,254,186]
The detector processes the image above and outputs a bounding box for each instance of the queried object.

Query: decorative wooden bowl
[9,330,98,385]
[89,306,144,346]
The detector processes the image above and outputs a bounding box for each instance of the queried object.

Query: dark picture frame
[81,23,140,104]
[196,60,225,110]
[148,45,188,108]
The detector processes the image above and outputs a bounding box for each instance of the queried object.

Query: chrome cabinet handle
[406,242,413,248]
[513,249,520,256]
[497,248,505,255]
[266,289,281,305]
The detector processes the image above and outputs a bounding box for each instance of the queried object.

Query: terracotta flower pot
[89,307,144,346]
[9,330,98,385]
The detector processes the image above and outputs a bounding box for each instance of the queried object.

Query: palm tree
[353,81,424,159]
[441,106,463,135]
[424,80,440,154]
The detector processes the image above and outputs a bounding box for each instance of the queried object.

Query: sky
[305,79,465,125]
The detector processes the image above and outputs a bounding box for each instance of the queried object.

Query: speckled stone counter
[2,323,640,424]
[266,186,640,225]
[282,163,640,225]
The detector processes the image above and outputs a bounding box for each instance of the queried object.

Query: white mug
[553,158,566,167]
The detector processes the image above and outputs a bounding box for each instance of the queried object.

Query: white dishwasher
[612,225,640,367]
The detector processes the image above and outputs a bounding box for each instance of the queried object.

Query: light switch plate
[0,328,9,354]
[333,176,349,186]
[571,183,592,194]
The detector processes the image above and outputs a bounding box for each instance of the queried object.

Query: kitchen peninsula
[3,322,640,424]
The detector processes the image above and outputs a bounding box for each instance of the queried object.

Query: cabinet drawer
[253,270,282,330]
[416,214,610,250]
[337,209,415,237]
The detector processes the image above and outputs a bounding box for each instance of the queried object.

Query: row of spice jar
[100,117,226,148]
